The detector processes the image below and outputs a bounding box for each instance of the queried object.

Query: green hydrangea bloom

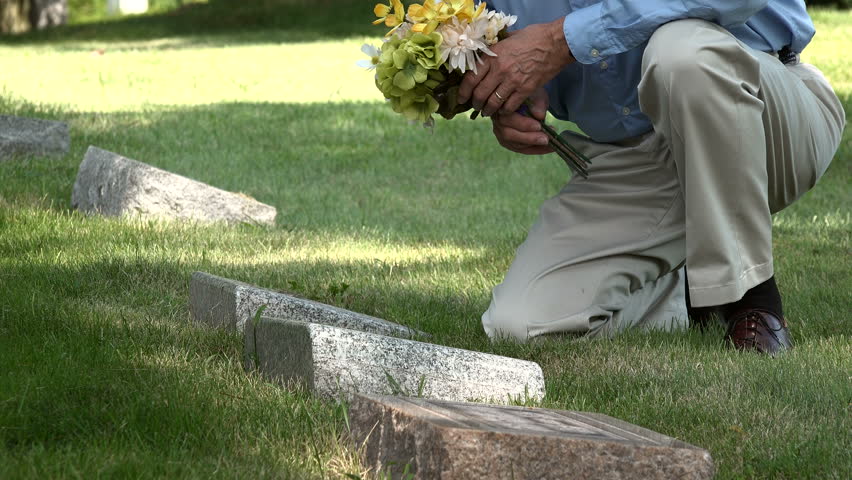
[402,32,444,70]
[373,32,445,125]
[393,59,428,91]
[390,85,440,124]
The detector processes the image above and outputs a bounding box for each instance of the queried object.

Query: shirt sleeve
[563,0,771,64]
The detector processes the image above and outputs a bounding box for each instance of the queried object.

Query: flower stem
[543,128,589,178]
[521,100,592,178]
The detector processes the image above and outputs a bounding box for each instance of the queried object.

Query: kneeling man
[459,1,846,354]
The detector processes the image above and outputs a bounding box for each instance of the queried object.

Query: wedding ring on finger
[494,91,505,101]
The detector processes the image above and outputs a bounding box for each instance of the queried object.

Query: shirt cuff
[563,3,615,65]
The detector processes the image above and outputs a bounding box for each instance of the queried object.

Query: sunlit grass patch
[1,39,384,111]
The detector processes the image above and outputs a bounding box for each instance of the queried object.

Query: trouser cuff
[688,262,774,308]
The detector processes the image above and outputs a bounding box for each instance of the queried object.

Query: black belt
[777,45,797,65]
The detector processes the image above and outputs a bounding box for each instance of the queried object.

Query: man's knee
[481,284,596,343]
[481,299,531,342]
[642,19,743,86]
[482,268,689,342]
[640,19,760,125]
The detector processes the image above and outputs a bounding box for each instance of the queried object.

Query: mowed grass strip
[1,3,850,479]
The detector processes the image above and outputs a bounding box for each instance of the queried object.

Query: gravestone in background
[245,317,546,404]
[71,146,277,225]
[351,394,715,480]
[0,115,70,159]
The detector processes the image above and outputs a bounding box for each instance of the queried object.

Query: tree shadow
[1,96,849,343]
[1,99,562,248]
[0,256,348,478]
[3,250,848,478]
[1,251,494,342]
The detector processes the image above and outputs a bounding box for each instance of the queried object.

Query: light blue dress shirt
[488,1,816,142]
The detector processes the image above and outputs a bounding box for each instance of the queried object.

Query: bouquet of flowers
[359,0,591,177]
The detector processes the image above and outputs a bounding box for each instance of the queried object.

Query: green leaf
[416,375,427,397]
[252,304,268,328]
[384,371,408,396]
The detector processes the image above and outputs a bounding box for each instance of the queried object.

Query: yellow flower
[407,1,442,34]
[408,0,487,34]
[373,0,406,36]
[438,0,485,22]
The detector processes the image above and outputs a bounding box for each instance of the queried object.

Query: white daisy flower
[437,16,495,74]
[356,43,381,70]
[484,10,517,46]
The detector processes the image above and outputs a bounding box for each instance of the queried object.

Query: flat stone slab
[350,394,715,480]
[71,146,276,225]
[0,115,69,159]
[189,271,421,338]
[245,317,545,404]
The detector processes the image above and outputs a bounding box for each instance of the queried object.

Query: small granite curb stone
[245,317,545,404]
[0,115,70,159]
[189,271,421,337]
[350,394,715,480]
[71,146,276,225]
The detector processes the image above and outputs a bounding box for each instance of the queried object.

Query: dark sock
[722,276,784,319]
[685,272,722,325]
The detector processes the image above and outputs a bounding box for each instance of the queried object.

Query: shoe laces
[726,310,783,344]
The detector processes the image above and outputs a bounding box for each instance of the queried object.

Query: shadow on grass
[6,249,848,478]
[0,0,376,47]
[0,99,562,247]
[0,251,482,474]
[1,95,849,342]
[1,94,849,349]
[0,290,347,478]
[0,250,491,341]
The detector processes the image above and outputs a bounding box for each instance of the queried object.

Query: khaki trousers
[482,19,846,341]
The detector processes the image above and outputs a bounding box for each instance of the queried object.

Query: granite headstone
[190,271,421,337]
[71,146,276,225]
[350,394,715,479]
[245,317,545,405]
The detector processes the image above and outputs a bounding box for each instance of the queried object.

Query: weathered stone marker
[190,271,420,337]
[71,146,276,225]
[350,394,715,480]
[245,317,545,404]
[0,115,69,159]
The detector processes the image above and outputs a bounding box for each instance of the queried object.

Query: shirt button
[590,48,600,57]
[622,107,631,115]
[600,61,608,70]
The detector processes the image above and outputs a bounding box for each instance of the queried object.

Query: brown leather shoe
[724,309,793,355]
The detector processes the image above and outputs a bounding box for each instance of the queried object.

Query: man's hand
[492,87,553,155]
[457,17,574,117]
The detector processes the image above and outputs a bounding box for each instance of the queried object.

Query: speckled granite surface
[245,317,545,405]
[189,271,421,337]
[71,146,276,225]
[351,394,715,479]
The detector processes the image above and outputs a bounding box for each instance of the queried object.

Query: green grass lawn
[1,2,850,478]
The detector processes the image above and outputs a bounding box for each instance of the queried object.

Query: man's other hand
[492,87,553,155]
